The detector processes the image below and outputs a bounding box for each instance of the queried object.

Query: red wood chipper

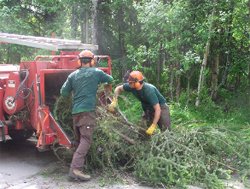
[0,32,112,151]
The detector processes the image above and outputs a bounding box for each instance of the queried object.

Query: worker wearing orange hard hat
[60,50,113,181]
[108,70,171,135]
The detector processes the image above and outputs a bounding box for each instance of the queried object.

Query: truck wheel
[8,129,34,142]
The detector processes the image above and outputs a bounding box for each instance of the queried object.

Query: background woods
[0,0,249,106]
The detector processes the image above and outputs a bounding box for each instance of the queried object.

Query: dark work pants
[143,104,171,131]
[70,112,96,170]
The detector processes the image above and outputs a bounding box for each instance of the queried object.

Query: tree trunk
[95,0,104,54]
[186,77,191,107]
[220,52,230,88]
[195,40,211,107]
[157,43,164,86]
[157,45,160,86]
[248,63,250,87]
[169,64,174,101]
[211,54,219,100]
[235,73,241,91]
[117,6,126,78]
[70,3,78,39]
[92,0,98,46]
[80,8,89,43]
[175,62,181,102]
[195,8,215,107]
[85,11,89,43]
[80,9,85,43]
[219,0,234,89]
[175,72,181,102]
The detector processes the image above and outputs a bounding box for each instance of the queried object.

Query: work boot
[68,168,91,181]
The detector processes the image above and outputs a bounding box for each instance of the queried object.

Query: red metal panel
[0,87,4,120]
[36,106,71,149]
[34,55,79,69]
[96,55,112,75]
[49,113,71,148]
[20,61,40,132]
[3,72,25,115]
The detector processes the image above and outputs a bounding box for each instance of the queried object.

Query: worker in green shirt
[108,71,170,135]
[60,50,113,181]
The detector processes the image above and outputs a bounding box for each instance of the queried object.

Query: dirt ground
[0,139,248,189]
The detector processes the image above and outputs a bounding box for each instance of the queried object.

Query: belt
[160,103,168,108]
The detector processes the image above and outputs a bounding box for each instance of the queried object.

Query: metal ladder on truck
[0,32,98,51]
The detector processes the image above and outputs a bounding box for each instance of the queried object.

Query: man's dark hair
[80,58,92,64]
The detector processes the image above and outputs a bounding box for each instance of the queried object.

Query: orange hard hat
[78,50,95,66]
[79,50,94,59]
[127,71,144,82]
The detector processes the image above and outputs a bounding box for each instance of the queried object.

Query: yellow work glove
[146,124,157,136]
[108,97,118,113]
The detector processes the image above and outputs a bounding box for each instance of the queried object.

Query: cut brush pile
[53,96,250,188]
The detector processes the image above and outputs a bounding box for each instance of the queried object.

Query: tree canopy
[1,0,249,104]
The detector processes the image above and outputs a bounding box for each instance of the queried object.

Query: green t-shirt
[60,67,113,114]
[123,82,166,111]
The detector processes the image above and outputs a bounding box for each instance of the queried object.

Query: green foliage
[0,0,64,35]
[177,87,250,126]
[176,90,223,123]
[118,93,143,124]
[170,103,205,128]
[193,98,225,123]
[182,51,201,72]
[53,96,74,140]
[86,116,139,171]
[134,127,249,188]
[231,0,250,48]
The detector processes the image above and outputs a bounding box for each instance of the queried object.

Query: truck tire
[8,129,34,142]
